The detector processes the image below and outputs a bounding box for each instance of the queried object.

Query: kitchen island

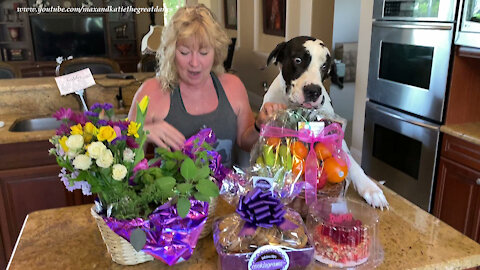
[7,184,480,269]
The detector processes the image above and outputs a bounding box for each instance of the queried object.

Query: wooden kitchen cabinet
[433,134,480,243]
[0,141,94,268]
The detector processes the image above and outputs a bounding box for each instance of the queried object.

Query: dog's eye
[294,57,302,64]
[321,63,327,70]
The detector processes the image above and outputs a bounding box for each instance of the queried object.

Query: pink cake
[313,213,370,267]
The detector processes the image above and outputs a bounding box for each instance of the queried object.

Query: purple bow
[236,187,297,236]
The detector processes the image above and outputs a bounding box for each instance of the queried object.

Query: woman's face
[175,36,215,87]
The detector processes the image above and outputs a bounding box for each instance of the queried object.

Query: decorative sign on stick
[54,68,96,96]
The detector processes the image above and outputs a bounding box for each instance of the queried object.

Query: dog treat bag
[251,107,350,206]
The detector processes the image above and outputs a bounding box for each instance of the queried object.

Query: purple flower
[52,108,72,120]
[103,103,113,111]
[133,159,149,173]
[56,123,71,136]
[70,112,87,125]
[112,135,127,145]
[90,103,102,111]
[84,111,99,118]
[58,169,91,195]
[97,119,108,126]
[126,136,139,148]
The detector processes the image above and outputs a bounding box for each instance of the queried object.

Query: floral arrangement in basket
[49,96,227,265]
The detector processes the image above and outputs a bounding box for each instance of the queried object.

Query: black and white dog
[262,36,388,209]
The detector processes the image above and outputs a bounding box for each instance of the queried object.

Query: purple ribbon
[236,187,298,236]
[260,123,349,206]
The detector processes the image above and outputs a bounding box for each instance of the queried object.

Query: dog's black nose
[303,84,322,102]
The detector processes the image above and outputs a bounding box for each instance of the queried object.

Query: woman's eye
[200,51,209,56]
[294,57,302,64]
[180,51,189,55]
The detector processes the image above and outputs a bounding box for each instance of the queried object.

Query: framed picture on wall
[262,0,286,36]
[224,0,237,29]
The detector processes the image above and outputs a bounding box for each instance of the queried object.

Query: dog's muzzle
[303,84,322,103]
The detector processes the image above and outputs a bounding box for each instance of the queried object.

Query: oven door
[373,0,457,22]
[368,21,453,122]
[362,101,440,212]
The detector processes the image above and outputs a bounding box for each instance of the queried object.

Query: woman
[129,4,283,166]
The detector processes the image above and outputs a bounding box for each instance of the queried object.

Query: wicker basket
[91,207,154,265]
[199,197,218,239]
[91,198,217,265]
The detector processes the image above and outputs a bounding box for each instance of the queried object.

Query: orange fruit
[291,141,308,159]
[292,158,305,178]
[314,143,332,161]
[323,157,348,183]
[266,137,281,147]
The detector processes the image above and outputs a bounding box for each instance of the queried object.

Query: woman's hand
[255,102,287,127]
[145,120,186,151]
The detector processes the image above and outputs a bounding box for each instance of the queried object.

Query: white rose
[66,134,84,151]
[67,150,78,159]
[123,148,135,163]
[87,141,107,159]
[112,164,127,181]
[72,154,92,170]
[96,149,113,168]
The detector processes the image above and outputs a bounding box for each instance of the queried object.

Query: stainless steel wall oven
[362,0,456,212]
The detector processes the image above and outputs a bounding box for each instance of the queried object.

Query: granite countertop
[441,122,480,146]
[7,185,480,269]
[0,73,154,145]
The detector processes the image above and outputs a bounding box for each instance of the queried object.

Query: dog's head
[267,36,343,108]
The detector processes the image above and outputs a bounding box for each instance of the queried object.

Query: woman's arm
[221,74,285,151]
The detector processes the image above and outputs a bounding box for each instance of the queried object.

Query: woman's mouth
[188,71,201,76]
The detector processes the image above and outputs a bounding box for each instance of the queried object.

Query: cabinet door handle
[477,178,480,185]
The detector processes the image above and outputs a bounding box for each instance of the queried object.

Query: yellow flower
[97,126,117,142]
[127,122,141,138]
[84,122,98,135]
[59,136,69,152]
[70,124,83,135]
[139,95,149,114]
[83,122,98,143]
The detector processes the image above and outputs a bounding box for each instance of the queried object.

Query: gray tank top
[164,73,237,167]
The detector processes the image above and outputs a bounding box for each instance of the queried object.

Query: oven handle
[372,21,453,30]
[372,104,440,131]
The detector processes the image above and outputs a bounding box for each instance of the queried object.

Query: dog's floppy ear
[329,60,344,89]
[267,42,287,66]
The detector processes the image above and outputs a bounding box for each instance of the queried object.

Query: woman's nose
[189,53,199,67]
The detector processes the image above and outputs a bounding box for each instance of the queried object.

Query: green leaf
[195,166,211,181]
[196,179,219,197]
[180,158,196,180]
[157,176,176,191]
[193,192,211,203]
[177,197,191,218]
[177,183,193,195]
[165,160,177,170]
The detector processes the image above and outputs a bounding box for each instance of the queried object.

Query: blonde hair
[157,4,231,91]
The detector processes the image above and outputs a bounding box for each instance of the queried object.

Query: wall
[351,0,374,162]
[329,0,361,148]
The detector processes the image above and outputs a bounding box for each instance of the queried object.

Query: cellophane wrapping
[250,107,351,217]
[306,197,384,269]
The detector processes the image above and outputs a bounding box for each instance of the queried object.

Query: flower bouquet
[49,97,227,266]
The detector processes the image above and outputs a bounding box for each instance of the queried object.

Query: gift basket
[306,197,383,268]
[250,107,351,217]
[49,96,228,266]
[214,186,314,269]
